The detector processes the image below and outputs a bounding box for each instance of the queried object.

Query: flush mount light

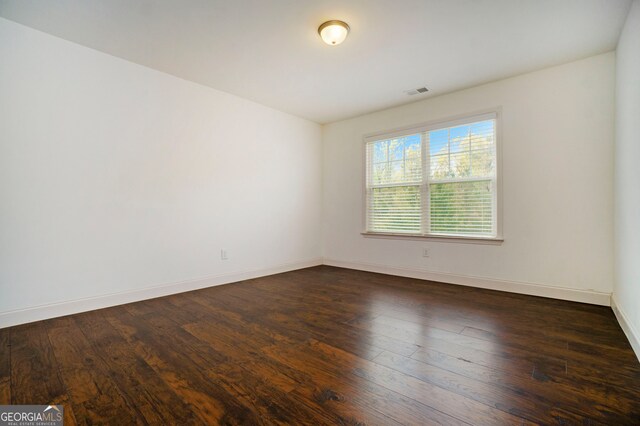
[318,20,350,46]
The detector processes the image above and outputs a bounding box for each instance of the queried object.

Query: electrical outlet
[221,249,228,260]
[422,248,430,258]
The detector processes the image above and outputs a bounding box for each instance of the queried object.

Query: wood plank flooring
[1,266,639,425]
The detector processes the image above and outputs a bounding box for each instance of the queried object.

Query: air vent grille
[405,87,429,96]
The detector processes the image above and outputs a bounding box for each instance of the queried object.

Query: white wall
[613,0,640,357]
[0,15,623,329]
[0,18,322,326]
[323,53,615,304]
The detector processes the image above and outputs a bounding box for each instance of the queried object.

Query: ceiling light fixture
[318,20,350,46]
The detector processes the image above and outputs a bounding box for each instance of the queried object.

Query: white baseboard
[611,295,640,362]
[323,258,612,306]
[0,257,322,329]
[0,257,615,330]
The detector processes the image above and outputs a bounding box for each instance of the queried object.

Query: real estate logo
[0,405,63,426]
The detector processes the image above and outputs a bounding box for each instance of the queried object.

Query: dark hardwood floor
[1,266,639,425]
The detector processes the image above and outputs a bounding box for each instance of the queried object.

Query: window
[364,111,501,240]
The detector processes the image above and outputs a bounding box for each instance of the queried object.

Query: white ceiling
[0,0,632,123]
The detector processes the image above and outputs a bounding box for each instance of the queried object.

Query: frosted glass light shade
[318,20,350,45]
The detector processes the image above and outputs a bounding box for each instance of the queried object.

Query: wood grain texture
[1,265,639,424]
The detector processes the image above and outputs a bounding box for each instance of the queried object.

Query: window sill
[361,231,504,245]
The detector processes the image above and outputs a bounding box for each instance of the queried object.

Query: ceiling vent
[404,87,429,96]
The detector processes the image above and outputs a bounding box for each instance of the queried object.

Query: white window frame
[361,108,503,244]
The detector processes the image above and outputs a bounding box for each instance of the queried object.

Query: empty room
[1,0,639,424]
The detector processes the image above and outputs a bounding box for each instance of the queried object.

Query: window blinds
[365,114,497,237]
[366,134,422,233]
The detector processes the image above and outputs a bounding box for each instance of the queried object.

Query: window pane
[449,124,470,153]
[470,120,494,141]
[390,139,404,161]
[430,153,449,179]
[369,186,421,233]
[429,180,494,235]
[429,119,495,181]
[429,129,449,156]
[450,151,471,178]
[471,148,495,176]
[373,163,389,184]
[368,134,422,185]
[373,141,388,163]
